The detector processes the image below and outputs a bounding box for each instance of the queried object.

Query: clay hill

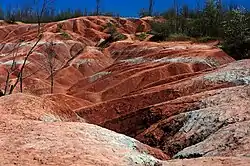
[0,16,250,165]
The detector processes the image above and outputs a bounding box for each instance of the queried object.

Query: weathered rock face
[75,59,250,160]
[136,85,250,158]
[0,16,250,165]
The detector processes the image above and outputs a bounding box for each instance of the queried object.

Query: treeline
[143,0,250,59]
[0,0,249,59]
[0,6,119,23]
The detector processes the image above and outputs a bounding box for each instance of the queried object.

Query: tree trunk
[96,0,100,15]
[20,72,23,93]
[149,0,154,16]
[4,71,10,95]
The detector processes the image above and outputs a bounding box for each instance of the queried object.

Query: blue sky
[1,0,250,17]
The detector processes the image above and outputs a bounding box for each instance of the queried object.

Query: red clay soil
[0,93,81,122]
[1,16,250,165]
[42,93,93,110]
[74,54,250,162]
[68,41,234,102]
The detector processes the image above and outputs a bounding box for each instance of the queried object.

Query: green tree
[222,9,250,59]
[202,0,221,36]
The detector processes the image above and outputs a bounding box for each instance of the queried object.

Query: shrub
[136,32,149,41]
[113,32,127,41]
[60,31,72,40]
[222,9,250,59]
[104,22,127,41]
[105,22,117,34]
[97,22,127,48]
[175,153,203,159]
[136,24,144,33]
[149,21,171,41]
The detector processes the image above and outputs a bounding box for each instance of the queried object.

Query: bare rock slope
[0,16,249,165]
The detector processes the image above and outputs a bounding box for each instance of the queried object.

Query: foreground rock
[0,118,168,166]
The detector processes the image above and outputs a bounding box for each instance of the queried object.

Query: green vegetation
[56,24,63,32]
[104,22,117,34]
[56,24,71,40]
[149,0,250,59]
[167,33,192,41]
[104,22,127,41]
[136,24,145,33]
[0,0,249,59]
[175,153,203,159]
[97,22,127,48]
[60,31,72,40]
[222,9,250,59]
[194,36,220,43]
[136,32,149,41]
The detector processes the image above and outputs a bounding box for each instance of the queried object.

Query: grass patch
[167,33,192,41]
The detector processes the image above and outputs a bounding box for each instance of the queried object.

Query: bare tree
[173,0,179,32]
[1,39,42,95]
[96,0,101,15]
[2,0,49,95]
[16,0,54,93]
[196,0,201,12]
[2,43,21,95]
[9,36,42,94]
[34,0,54,34]
[5,4,16,23]
[39,41,59,94]
[38,41,84,94]
[148,0,154,16]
